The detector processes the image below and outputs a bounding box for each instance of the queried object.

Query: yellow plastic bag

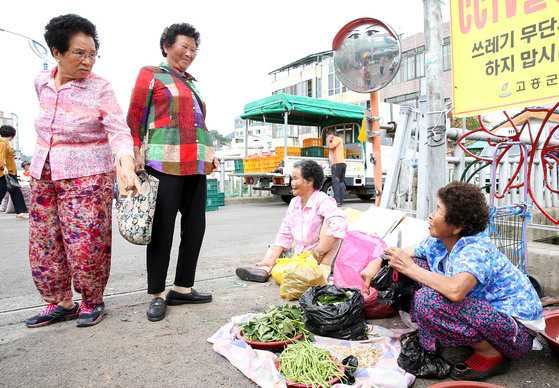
[278,251,327,301]
[271,251,312,285]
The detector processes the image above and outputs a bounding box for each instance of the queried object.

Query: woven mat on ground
[207,314,415,388]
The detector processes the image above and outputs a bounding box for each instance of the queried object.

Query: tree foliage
[210,130,231,146]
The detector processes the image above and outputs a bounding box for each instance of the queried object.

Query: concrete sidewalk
[1,198,558,387]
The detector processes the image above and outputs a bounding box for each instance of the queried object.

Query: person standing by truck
[326,129,346,207]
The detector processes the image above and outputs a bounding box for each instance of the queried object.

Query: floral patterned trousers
[410,258,535,360]
[29,161,114,305]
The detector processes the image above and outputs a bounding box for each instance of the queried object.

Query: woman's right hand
[133,146,144,171]
[2,166,8,175]
[360,257,383,295]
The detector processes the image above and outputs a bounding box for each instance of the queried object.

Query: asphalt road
[0,197,558,387]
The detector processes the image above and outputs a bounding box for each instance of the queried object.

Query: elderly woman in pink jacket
[25,14,141,329]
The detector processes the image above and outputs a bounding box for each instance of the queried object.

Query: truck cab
[234,94,397,203]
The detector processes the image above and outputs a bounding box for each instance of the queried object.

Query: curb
[224,195,283,205]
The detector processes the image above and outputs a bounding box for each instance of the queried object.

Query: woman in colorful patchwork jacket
[127,22,219,322]
[361,181,544,381]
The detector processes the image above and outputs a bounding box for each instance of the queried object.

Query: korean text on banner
[450,0,559,117]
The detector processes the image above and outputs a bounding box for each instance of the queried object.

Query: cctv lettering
[515,74,558,92]
[458,0,552,34]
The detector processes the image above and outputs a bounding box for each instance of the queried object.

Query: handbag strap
[161,65,204,112]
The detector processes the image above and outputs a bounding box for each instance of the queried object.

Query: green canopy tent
[240,93,365,155]
[241,93,364,127]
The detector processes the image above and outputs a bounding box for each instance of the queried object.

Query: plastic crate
[207,178,218,190]
[303,138,323,148]
[324,148,348,159]
[267,155,283,171]
[217,192,225,206]
[243,158,256,173]
[205,204,218,212]
[301,146,325,157]
[206,193,220,207]
[275,146,301,156]
[234,159,244,173]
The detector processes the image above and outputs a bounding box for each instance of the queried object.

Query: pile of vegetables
[313,290,354,306]
[278,341,345,388]
[236,305,307,342]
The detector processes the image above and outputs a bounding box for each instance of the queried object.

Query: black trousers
[331,163,347,205]
[0,174,28,213]
[145,167,207,294]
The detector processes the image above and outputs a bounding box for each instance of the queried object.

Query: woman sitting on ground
[236,159,347,283]
[361,181,544,381]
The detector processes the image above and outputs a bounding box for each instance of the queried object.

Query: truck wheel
[280,195,294,204]
[321,181,334,198]
[357,194,374,201]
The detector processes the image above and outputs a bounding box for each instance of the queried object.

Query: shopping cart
[486,142,545,297]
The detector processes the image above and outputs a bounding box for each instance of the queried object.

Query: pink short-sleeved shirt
[31,67,134,181]
[274,190,347,254]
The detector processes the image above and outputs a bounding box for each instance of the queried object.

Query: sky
[0,0,450,155]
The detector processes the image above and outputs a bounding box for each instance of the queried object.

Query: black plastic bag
[370,259,418,312]
[397,331,451,378]
[299,285,367,340]
[340,355,358,385]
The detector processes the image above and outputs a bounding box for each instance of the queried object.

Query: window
[416,51,425,78]
[406,55,415,80]
[443,43,451,71]
[328,63,347,96]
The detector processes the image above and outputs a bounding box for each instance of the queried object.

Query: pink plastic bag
[333,230,397,318]
[333,230,387,292]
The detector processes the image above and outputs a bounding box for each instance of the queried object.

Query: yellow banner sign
[450,0,559,117]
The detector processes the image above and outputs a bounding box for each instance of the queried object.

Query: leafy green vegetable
[237,305,307,342]
[314,291,353,306]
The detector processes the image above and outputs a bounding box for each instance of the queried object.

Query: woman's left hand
[384,247,415,275]
[212,156,219,172]
[119,155,143,196]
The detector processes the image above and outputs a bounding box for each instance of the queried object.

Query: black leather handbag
[5,174,20,192]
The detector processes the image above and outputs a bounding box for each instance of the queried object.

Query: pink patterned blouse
[31,67,134,181]
[274,190,347,254]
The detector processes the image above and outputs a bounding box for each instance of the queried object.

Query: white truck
[235,94,398,203]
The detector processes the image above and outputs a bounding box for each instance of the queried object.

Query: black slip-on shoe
[166,289,212,305]
[235,267,269,283]
[146,297,167,322]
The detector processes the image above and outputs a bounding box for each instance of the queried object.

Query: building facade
[231,22,452,152]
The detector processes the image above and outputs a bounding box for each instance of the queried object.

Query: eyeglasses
[71,50,99,61]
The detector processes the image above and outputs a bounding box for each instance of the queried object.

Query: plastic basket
[205,204,218,212]
[217,192,225,206]
[207,178,218,190]
[275,146,301,156]
[303,138,323,148]
[301,146,325,157]
[206,193,220,207]
[234,159,244,173]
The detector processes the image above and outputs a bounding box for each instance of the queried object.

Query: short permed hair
[293,159,324,190]
[0,125,16,138]
[44,14,99,56]
[437,181,490,237]
[160,23,200,57]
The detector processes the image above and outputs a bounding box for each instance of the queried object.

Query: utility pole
[416,0,447,220]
